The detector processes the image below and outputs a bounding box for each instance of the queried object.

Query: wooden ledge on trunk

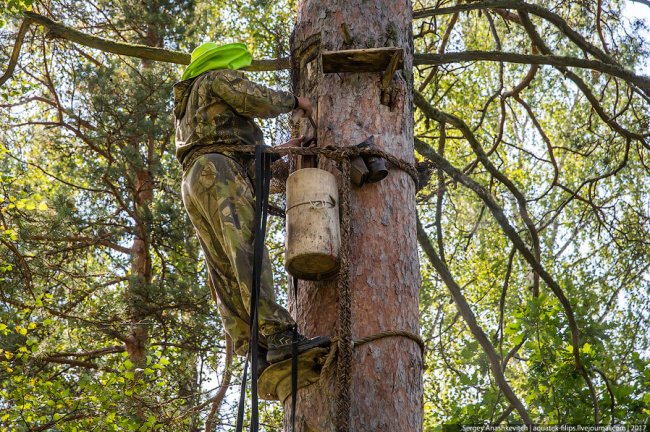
[321,47,404,73]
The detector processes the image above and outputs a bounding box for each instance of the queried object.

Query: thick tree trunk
[287,2,422,431]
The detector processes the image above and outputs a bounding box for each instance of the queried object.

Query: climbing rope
[336,157,353,432]
[185,141,424,432]
[181,143,420,186]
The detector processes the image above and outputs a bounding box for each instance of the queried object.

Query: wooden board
[321,47,404,73]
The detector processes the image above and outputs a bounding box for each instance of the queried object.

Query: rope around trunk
[181,143,420,186]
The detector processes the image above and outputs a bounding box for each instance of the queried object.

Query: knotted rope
[182,143,420,186]
[336,158,353,431]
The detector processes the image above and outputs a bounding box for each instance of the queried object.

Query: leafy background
[0,0,648,430]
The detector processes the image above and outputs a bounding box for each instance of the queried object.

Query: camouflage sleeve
[211,71,296,119]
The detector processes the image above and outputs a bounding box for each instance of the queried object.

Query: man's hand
[292,96,313,118]
[276,135,306,149]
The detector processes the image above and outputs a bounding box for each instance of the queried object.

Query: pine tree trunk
[287,2,422,431]
[125,11,158,420]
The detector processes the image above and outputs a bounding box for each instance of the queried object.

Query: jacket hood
[173,77,196,120]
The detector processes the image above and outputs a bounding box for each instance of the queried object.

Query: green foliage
[415,0,649,426]
[0,0,33,28]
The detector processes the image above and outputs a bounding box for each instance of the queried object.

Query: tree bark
[287,1,422,431]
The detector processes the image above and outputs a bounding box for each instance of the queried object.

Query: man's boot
[266,329,330,364]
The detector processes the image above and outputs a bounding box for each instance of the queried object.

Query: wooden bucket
[285,168,340,280]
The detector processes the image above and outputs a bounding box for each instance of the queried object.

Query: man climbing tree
[1,0,649,430]
[173,42,329,373]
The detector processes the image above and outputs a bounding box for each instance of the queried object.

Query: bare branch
[24,11,188,63]
[516,11,646,142]
[45,346,125,358]
[204,336,234,431]
[0,16,33,87]
[414,1,618,67]
[414,51,650,92]
[418,12,459,92]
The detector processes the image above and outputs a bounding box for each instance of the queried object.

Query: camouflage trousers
[181,153,295,356]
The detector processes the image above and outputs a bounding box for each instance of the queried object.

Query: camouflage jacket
[173,69,296,170]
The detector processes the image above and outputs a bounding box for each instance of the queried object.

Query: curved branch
[417,142,600,423]
[416,92,543,297]
[24,11,188,64]
[417,12,459,92]
[594,367,616,421]
[516,11,646,142]
[417,218,532,424]
[1,12,291,88]
[0,16,33,87]
[414,1,618,66]
[503,51,539,98]
[494,405,515,425]
[414,51,650,92]
[204,335,233,432]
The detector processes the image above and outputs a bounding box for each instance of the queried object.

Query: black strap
[291,277,299,431]
[236,145,272,432]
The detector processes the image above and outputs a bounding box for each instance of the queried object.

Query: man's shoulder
[200,69,246,83]
[173,69,245,89]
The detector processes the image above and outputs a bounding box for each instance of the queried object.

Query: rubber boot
[266,329,330,364]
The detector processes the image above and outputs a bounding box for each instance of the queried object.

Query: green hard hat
[182,42,252,80]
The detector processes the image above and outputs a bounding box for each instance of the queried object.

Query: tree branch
[417,218,532,424]
[594,367,616,421]
[494,404,515,425]
[516,11,646,144]
[204,335,233,432]
[38,356,118,372]
[24,11,188,63]
[29,413,91,432]
[45,346,125,358]
[414,51,650,92]
[416,92,543,297]
[0,16,33,87]
[415,140,600,423]
[414,1,618,67]
[0,12,291,89]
